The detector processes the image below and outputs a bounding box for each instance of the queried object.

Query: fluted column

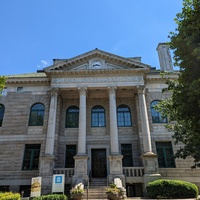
[77,87,87,155]
[137,86,152,153]
[108,87,119,154]
[45,88,58,155]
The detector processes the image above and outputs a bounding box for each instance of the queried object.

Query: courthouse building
[0,43,200,197]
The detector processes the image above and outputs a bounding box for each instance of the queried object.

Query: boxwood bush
[0,192,20,200]
[146,179,199,199]
[33,194,67,200]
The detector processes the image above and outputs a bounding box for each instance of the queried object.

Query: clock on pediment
[89,59,105,69]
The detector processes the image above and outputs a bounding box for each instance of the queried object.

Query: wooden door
[91,149,107,178]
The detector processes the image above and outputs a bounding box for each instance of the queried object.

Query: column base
[108,155,125,187]
[39,155,55,176]
[141,152,161,190]
[72,155,89,187]
[39,155,55,195]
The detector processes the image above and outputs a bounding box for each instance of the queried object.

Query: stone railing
[53,168,74,178]
[123,167,144,177]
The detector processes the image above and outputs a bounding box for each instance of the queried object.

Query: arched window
[91,105,106,127]
[150,100,167,123]
[117,105,132,127]
[66,106,79,128]
[0,104,5,127]
[29,103,45,126]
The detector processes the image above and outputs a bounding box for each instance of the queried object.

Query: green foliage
[70,185,84,195]
[33,194,67,200]
[0,192,20,200]
[0,76,6,95]
[146,179,199,199]
[156,0,200,162]
[105,183,120,195]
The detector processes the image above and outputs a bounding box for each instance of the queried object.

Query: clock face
[92,61,102,69]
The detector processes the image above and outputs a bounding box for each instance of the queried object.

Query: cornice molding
[146,73,179,81]
[6,77,50,84]
[45,68,150,76]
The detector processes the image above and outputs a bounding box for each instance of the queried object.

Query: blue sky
[0,0,183,75]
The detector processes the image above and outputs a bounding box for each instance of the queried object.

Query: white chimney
[157,43,173,72]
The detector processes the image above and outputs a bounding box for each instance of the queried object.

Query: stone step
[89,178,107,187]
[83,187,108,199]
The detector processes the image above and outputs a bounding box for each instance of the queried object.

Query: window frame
[22,144,41,170]
[117,105,132,127]
[150,100,167,123]
[91,105,106,127]
[0,104,5,127]
[65,145,76,168]
[121,144,133,167]
[65,106,79,128]
[28,103,45,126]
[156,142,176,168]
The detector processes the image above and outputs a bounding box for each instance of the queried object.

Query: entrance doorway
[91,149,107,178]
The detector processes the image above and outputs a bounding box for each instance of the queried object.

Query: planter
[106,192,121,200]
[70,193,84,200]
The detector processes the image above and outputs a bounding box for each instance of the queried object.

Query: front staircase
[83,178,108,200]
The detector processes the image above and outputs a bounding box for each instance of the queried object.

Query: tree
[0,76,6,95]
[156,0,200,162]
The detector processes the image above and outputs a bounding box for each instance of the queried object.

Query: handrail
[86,170,91,200]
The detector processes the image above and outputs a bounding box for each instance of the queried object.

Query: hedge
[33,194,67,200]
[146,179,199,199]
[0,192,20,200]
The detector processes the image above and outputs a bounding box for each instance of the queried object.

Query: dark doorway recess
[91,149,107,178]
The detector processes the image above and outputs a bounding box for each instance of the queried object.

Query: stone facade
[0,46,199,196]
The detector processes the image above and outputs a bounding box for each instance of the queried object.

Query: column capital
[50,88,59,97]
[78,87,87,95]
[108,86,117,95]
[137,85,145,94]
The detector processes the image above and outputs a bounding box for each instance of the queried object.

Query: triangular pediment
[44,48,150,73]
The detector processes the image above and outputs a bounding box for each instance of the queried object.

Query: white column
[137,86,152,153]
[77,87,87,155]
[108,87,119,154]
[45,88,58,155]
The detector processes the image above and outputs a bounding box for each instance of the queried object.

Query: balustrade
[123,167,144,177]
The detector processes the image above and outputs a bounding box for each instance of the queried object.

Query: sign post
[30,177,42,197]
[52,174,65,194]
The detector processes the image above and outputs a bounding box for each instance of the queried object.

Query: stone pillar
[39,88,58,194]
[108,87,125,186]
[108,87,119,154]
[45,88,58,155]
[72,87,88,187]
[137,86,152,154]
[137,86,160,190]
[77,87,87,155]
[157,43,173,72]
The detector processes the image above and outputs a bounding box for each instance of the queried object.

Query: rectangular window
[156,142,175,168]
[22,144,40,170]
[19,185,31,197]
[65,145,76,168]
[121,144,133,167]
[0,87,7,96]
[0,186,9,192]
[17,87,23,92]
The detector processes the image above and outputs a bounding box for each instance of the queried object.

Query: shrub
[0,192,20,200]
[33,194,67,200]
[146,179,199,199]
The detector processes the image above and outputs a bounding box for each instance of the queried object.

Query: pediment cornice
[44,49,150,72]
